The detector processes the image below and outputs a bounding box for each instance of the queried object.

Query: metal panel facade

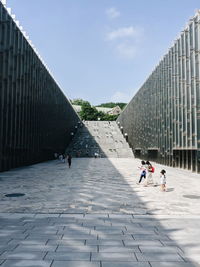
[117,12,200,173]
[0,2,80,171]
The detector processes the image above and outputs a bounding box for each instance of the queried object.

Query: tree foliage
[71,98,90,106]
[79,102,117,121]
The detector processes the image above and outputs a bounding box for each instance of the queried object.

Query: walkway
[0,158,200,266]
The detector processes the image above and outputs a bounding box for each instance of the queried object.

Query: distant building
[107,106,122,115]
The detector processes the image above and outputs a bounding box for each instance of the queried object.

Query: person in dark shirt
[67,154,72,168]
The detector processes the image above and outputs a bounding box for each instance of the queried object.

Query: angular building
[117,11,200,173]
[0,2,80,172]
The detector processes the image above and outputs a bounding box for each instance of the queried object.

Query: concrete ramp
[66,121,134,158]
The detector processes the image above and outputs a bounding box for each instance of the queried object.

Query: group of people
[54,153,72,168]
[138,160,167,192]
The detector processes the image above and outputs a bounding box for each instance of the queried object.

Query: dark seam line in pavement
[55,244,59,252]
[159,240,165,246]
[131,234,135,240]
[122,240,126,247]
[148,261,153,267]
[24,233,29,239]
[43,251,48,260]
[90,251,92,261]
[84,239,86,245]
[97,245,99,252]
[0,260,6,266]
[13,244,19,250]
[45,239,49,245]
[178,251,188,262]
[100,260,102,267]
[134,252,138,261]
[138,245,142,253]
[49,259,54,267]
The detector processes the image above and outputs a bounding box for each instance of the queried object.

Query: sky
[6,0,200,105]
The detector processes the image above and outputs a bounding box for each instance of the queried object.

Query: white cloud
[105,26,144,60]
[107,26,140,41]
[111,91,133,103]
[116,42,136,59]
[106,7,120,19]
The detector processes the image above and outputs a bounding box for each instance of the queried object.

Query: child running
[160,169,167,191]
[137,160,147,184]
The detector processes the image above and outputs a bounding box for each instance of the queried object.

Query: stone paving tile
[150,263,199,267]
[9,240,48,246]
[62,234,96,239]
[0,260,52,267]
[91,252,137,261]
[51,261,100,267]
[45,252,90,261]
[139,246,182,253]
[99,246,140,252]
[102,263,151,267]
[0,251,46,260]
[13,245,57,252]
[56,245,97,252]
[47,239,85,246]
[135,252,184,262]
[97,234,134,240]
[86,240,123,246]
[26,234,62,240]
[124,240,163,246]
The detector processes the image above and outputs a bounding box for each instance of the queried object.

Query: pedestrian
[137,160,147,184]
[62,154,66,163]
[160,169,167,191]
[144,161,155,186]
[59,154,63,162]
[94,152,99,158]
[54,152,58,159]
[67,154,72,168]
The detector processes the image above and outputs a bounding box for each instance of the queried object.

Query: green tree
[71,98,90,106]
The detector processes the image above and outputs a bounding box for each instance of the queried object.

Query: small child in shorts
[160,169,166,191]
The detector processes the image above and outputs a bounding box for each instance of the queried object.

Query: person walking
[137,160,147,184]
[67,154,72,168]
[144,161,155,186]
[160,169,167,191]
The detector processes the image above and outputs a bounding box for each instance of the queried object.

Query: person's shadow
[166,188,174,192]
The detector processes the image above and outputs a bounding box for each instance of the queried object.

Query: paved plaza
[0,158,200,266]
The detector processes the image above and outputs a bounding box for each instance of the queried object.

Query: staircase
[66,121,134,158]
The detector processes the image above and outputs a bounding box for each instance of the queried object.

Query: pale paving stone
[150,263,199,267]
[99,246,140,252]
[91,252,137,261]
[56,245,97,252]
[47,239,85,246]
[0,260,52,267]
[86,240,123,246]
[0,251,46,260]
[102,263,150,267]
[139,246,182,253]
[124,240,163,246]
[8,240,48,246]
[13,245,57,252]
[135,252,184,262]
[45,252,90,261]
[52,261,100,267]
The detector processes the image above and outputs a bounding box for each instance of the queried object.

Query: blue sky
[7,0,200,105]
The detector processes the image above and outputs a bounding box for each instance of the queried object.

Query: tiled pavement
[0,158,200,266]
